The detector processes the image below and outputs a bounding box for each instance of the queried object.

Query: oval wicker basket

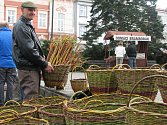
[154,69,167,103]
[134,64,161,70]
[112,64,131,69]
[128,101,167,125]
[127,75,167,125]
[39,103,65,125]
[0,109,49,125]
[70,66,89,92]
[161,63,167,70]
[43,64,70,89]
[114,68,159,100]
[64,93,149,125]
[23,96,67,108]
[86,65,118,94]
[0,100,37,120]
[149,64,161,69]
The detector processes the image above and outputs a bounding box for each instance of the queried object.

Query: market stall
[104,31,151,67]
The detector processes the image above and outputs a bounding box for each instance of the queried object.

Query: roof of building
[104,31,146,40]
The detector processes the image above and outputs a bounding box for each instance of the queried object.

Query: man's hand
[44,62,54,73]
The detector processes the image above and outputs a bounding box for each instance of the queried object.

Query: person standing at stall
[12,1,54,100]
[126,41,137,68]
[115,41,126,65]
[0,21,17,106]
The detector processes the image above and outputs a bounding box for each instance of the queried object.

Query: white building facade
[49,0,74,38]
[0,0,4,21]
[157,8,167,43]
[73,0,106,44]
[73,0,92,43]
[73,0,92,36]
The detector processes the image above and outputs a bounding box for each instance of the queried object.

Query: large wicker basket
[70,93,148,108]
[134,64,161,69]
[86,65,118,94]
[0,100,37,119]
[128,101,167,125]
[113,66,159,100]
[39,103,65,125]
[70,66,89,92]
[149,64,161,69]
[155,66,167,103]
[161,63,167,70]
[23,96,67,108]
[0,109,49,125]
[64,93,148,125]
[127,75,167,125]
[43,65,70,89]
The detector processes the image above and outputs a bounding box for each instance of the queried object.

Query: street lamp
[50,0,54,41]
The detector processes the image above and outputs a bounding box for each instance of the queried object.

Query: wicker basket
[69,93,148,108]
[64,93,149,125]
[70,66,89,92]
[127,75,167,125]
[158,85,167,103]
[86,65,118,94]
[0,100,37,120]
[155,68,167,103]
[134,64,161,70]
[0,109,49,125]
[23,96,67,108]
[112,64,131,69]
[43,64,70,88]
[39,103,65,125]
[161,63,167,70]
[114,68,159,100]
[127,101,167,125]
[149,64,161,69]
[64,102,127,125]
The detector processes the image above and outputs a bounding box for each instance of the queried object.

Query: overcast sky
[156,0,167,9]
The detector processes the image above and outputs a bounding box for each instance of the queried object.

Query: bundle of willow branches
[46,35,86,67]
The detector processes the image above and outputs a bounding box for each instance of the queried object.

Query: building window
[6,7,17,24]
[38,11,47,28]
[79,25,86,37]
[79,5,87,17]
[58,13,65,32]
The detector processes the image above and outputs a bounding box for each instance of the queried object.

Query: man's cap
[21,1,37,8]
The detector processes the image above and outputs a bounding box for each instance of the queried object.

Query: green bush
[41,40,50,57]
[148,42,167,64]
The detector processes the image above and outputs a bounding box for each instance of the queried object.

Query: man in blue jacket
[0,21,17,106]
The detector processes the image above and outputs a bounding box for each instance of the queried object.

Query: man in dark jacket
[126,41,137,68]
[12,1,54,100]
